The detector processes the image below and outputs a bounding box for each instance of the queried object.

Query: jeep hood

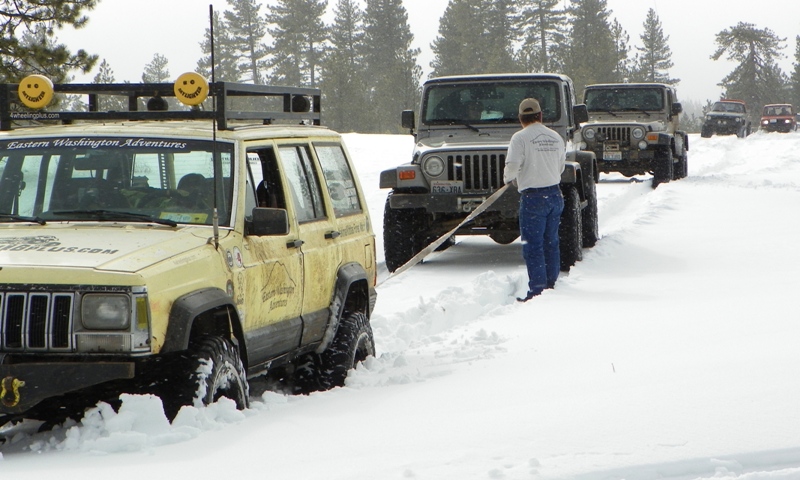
[414,126,518,154]
[0,224,217,273]
[587,113,668,132]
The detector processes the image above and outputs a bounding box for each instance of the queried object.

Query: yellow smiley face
[18,74,54,109]
[173,72,209,106]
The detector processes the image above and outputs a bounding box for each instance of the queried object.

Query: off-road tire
[673,151,688,180]
[161,336,249,420]
[700,127,712,138]
[581,170,599,248]
[383,193,429,272]
[291,311,375,394]
[652,147,673,189]
[559,185,583,271]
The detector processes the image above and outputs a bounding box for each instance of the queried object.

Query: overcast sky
[55,0,798,104]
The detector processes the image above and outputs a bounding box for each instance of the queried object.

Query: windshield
[421,81,562,125]
[712,102,744,113]
[0,137,234,225]
[585,87,665,112]
[763,105,793,116]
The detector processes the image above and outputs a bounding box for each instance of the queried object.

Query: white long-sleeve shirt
[503,122,566,190]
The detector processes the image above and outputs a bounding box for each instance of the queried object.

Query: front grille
[597,126,631,143]
[445,152,506,192]
[1,291,75,352]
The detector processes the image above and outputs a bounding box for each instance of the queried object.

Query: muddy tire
[581,169,599,248]
[652,147,673,188]
[673,151,688,180]
[161,336,249,420]
[291,311,375,394]
[383,193,429,272]
[559,185,583,271]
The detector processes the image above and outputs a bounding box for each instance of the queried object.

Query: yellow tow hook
[1,376,25,408]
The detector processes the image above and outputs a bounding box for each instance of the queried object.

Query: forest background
[2,0,799,133]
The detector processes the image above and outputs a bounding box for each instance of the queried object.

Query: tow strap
[383,183,511,280]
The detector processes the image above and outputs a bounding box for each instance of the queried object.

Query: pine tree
[266,0,328,87]
[141,53,175,110]
[563,0,618,95]
[92,59,127,111]
[197,11,240,82]
[790,36,800,108]
[633,8,677,84]
[711,22,788,119]
[223,0,269,83]
[320,0,368,132]
[516,0,567,73]
[610,19,632,82]
[0,0,98,82]
[431,0,517,77]
[430,0,482,76]
[141,53,170,83]
[482,0,517,73]
[361,0,421,133]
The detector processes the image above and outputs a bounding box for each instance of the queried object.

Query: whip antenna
[209,4,220,249]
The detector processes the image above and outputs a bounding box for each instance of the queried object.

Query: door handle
[286,239,304,249]
[325,230,340,239]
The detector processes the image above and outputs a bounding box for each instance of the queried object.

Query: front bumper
[0,361,134,414]
[704,120,744,135]
[388,187,520,215]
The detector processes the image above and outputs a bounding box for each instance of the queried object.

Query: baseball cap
[518,98,541,115]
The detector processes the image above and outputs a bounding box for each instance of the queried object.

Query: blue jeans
[519,186,564,296]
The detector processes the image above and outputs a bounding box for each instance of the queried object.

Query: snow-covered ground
[1,131,800,480]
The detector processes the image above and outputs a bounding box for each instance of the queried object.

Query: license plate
[603,152,622,161]
[431,181,462,194]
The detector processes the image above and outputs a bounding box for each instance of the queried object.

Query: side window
[248,147,286,210]
[278,145,326,223]
[244,152,261,216]
[314,143,362,217]
[563,84,574,126]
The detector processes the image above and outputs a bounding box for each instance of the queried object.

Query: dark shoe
[516,291,540,302]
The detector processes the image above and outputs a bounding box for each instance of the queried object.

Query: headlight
[583,128,595,140]
[82,294,131,330]
[736,118,742,123]
[762,120,769,125]
[638,140,648,149]
[631,127,645,140]
[423,155,445,177]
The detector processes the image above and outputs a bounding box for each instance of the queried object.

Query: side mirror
[671,102,683,115]
[573,104,589,125]
[401,110,415,131]
[246,207,289,236]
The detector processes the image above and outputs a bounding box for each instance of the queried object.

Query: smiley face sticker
[18,74,54,109]
[173,72,209,106]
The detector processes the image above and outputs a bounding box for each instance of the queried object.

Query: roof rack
[0,80,321,131]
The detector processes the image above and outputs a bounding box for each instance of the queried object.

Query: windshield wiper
[624,108,652,116]
[589,110,617,117]
[49,210,178,227]
[0,213,46,225]
[428,118,481,132]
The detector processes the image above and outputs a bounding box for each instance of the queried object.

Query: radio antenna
[209,4,220,250]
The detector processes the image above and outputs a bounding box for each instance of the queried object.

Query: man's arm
[503,133,523,185]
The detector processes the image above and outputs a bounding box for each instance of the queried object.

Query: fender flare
[317,262,371,353]
[161,287,240,354]
[573,150,597,198]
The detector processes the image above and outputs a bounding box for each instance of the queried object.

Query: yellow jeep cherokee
[0,76,377,423]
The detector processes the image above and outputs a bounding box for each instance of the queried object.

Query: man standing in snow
[503,98,566,302]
